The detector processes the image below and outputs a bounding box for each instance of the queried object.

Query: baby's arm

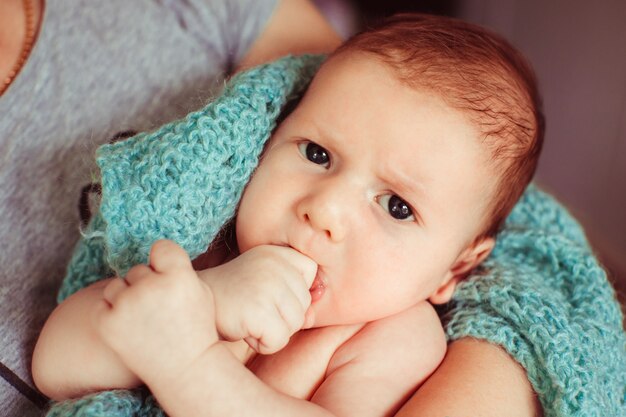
[71,240,442,416]
[149,301,445,417]
[33,243,315,401]
[32,278,142,400]
[311,301,446,415]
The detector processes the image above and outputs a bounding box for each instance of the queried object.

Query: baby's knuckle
[245,317,264,341]
[152,274,180,295]
[262,254,283,271]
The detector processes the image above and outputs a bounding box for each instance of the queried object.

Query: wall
[457,0,626,300]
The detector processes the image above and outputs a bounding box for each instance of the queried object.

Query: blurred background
[313,0,626,304]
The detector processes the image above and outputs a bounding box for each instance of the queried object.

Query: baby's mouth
[309,269,326,303]
[282,241,326,302]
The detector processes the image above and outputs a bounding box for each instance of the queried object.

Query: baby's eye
[377,194,415,222]
[298,141,330,167]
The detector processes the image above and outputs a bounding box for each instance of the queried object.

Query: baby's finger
[282,269,313,311]
[244,337,260,353]
[276,291,307,334]
[149,239,191,273]
[256,318,292,354]
[284,249,318,289]
[124,264,153,285]
[244,309,292,355]
[102,277,128,306]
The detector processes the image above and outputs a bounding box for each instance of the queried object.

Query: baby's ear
[428,236,495,305]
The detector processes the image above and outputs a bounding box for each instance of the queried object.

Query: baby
[33,13,543,416]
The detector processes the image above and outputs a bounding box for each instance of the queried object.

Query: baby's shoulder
[330,302,447,381]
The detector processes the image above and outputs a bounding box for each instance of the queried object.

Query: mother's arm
[397,338,543,417]
[236,0,342,72]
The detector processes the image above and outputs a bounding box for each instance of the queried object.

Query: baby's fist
[94,240,219,385]
[200,245,317,354]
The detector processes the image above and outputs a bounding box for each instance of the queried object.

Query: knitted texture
[48,55,626,417]
[45,388,165,417]
[56,54,324,303]
[442,186,626,417]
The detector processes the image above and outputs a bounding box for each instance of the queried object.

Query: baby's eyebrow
[296,111,346,146]
[310,119,342,146]
[380,163,428,205]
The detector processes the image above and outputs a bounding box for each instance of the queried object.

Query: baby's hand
[93,240,218,386]
[200,245,317,354]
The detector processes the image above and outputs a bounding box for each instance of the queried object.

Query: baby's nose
[297,181,350,242]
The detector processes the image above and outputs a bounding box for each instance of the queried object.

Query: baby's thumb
[298,256,318,289]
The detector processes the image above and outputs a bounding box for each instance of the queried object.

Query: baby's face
[236,53,495,327]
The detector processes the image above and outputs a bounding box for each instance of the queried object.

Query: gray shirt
[0,1,277,414]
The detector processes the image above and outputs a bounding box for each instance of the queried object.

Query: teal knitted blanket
[47,55,626,417]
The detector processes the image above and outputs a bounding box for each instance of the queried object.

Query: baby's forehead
[294,54,497,151]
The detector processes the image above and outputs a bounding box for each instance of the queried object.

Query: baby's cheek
[234,213,266,254]
[234,220,251,253]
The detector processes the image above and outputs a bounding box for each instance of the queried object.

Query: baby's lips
[308,270,326,304]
